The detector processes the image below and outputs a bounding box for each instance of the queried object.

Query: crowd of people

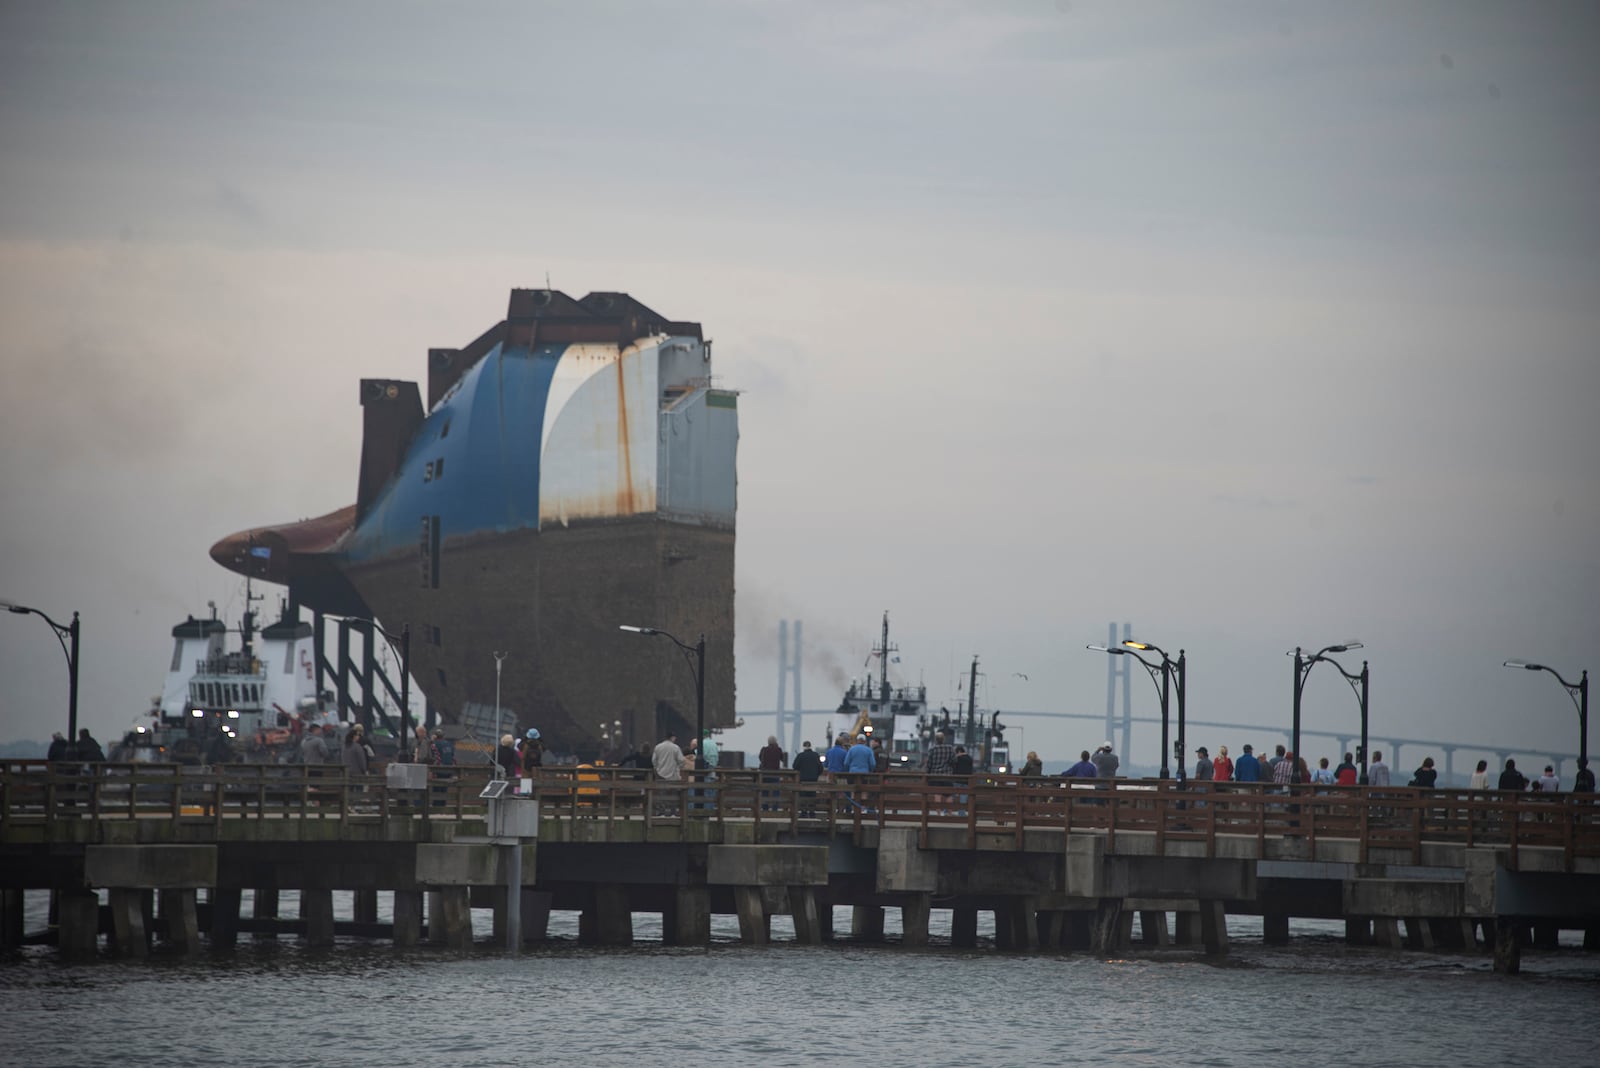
[40,719,1597,797]
[1045,739,1595,793]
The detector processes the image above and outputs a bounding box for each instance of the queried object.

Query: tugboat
[829,613,1011,772]
[112,572,335,764]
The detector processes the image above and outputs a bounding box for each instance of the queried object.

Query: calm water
[1,892,1594,1067]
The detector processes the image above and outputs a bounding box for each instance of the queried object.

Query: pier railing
[3,761,1596,868]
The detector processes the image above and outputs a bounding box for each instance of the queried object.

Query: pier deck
[3,762,1596,971]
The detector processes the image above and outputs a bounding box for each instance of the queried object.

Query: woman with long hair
[342,725,369,776]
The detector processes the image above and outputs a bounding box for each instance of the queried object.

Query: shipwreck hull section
[344,516,734,755]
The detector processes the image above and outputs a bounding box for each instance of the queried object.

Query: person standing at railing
[793,740,822,817]
[1535,765,1559,793]
[413,725,438,766]
[1213,746,1233,783]
[1575,759,1595,794]
[1272,752,1295,787]
[75,728,105,764]
[1496,758,1526,791]
[1367,751,1391,787]
[1410,757,1438,789]
[1335,753,1358,786]
[496,734,520,780]
[1311,757,1336,786]
[845,733,875,812]
[651,732,685,815]
[1091,742,1119,781]
[1194,747,1214,782]
[301,726,329,767]
[950,745,975,815]
[1020,751,1043,778]
[47,732,69,762]
[1063,750,1097,778]
[825,735,850,781]
[1469,759,1490,790]
[1233,744,1260,783]
[923,731,955,814]
[759,735,786,811]
[342,726,369,776]
[432,728,455,766]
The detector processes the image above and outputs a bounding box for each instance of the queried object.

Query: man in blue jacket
[825,735,850,778]
[1233,744,1261,783]
[1064,750,1098,777]
[845,732,877,811]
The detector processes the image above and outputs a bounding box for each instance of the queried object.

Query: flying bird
[1013,672,1029,681]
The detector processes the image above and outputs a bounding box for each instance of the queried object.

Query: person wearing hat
[522,728,544,772]
[1194,746,1213,781]
[431,727,455,766]
[1233,743,1261,783]
[1091,741,1119,780]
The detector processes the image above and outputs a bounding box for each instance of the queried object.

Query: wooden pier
[2,761,1596,973]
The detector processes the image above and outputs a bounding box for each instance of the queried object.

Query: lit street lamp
[1502,659,1588,774]
[1290,641,1364,784]
[1086,639,1186,779]
[620,625,706,757]
[3,600,80,741]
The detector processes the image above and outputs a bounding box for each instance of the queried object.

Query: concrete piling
[392,891,424,947]
[352,889,378,925]
[851,905,884,942]
[1,888,23,949]
[950,906,978,948]
[1140,910,1171,947]
[791,886,824,945]
[209,887,241,949]
[58,890,100,959]
[158,889,200,954]
[667,886,710,946]
[252,889,279,940]
[110,887,148,958]
[301,888,335,947]
[1493,917,1522,974]
[1090,898,1125,954]
[1198,900,1229,956]
[734,886,768,945]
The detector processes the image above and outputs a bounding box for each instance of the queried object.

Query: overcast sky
[1,1,1595,771]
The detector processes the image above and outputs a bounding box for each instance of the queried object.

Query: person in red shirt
[1334,752,1358,785]
[1213,745,1234,783]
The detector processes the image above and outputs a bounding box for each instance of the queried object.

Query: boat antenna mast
[240,535,264,659]
[873,611,898,701]
[966,654,982,760]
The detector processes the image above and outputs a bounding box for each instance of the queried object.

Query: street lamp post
[493,651,508,779]
[620,625,706,755]
[1502,659,1588,774]
[362,619,412,757]
[1086,639,1184,779]
[1290,641,1364,784]
[3,601,80,741]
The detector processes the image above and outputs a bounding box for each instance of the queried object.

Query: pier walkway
[2,762,1596,972]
